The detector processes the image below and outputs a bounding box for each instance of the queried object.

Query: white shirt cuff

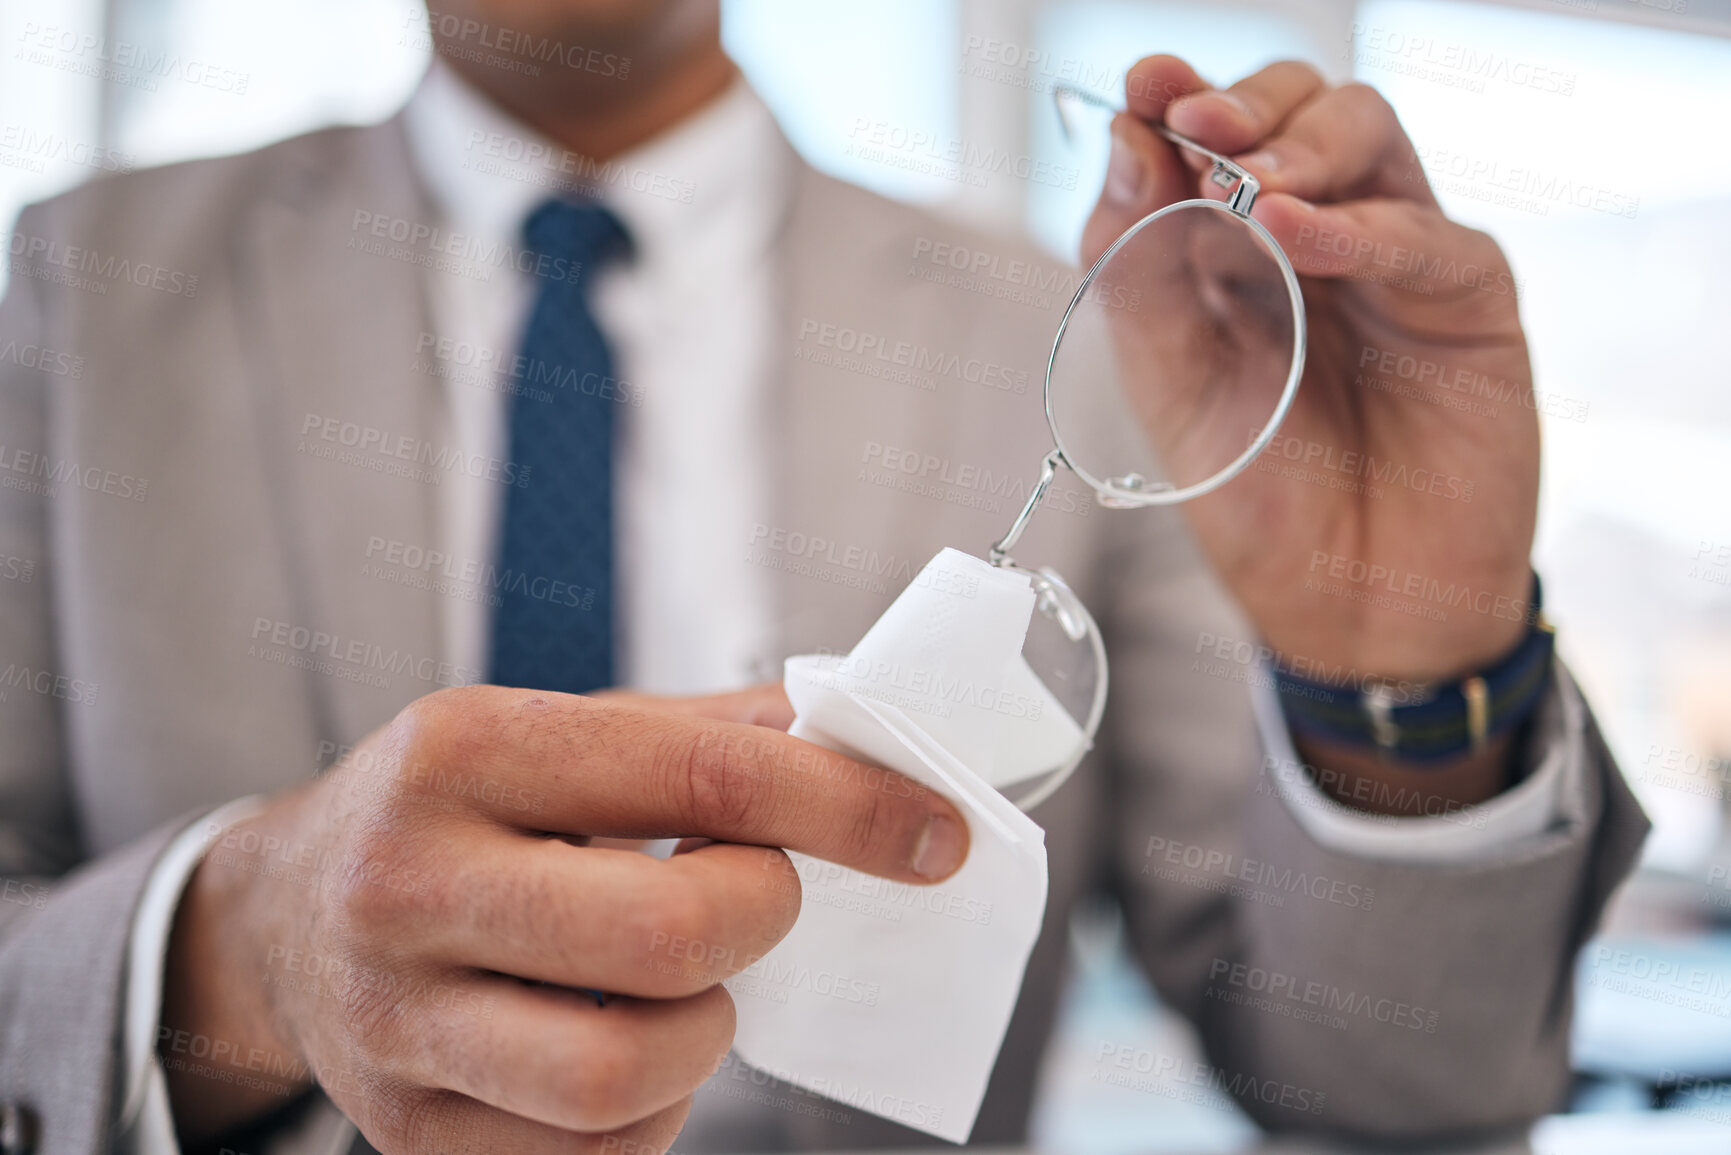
[115,796,268,1155]
[1249,660,1580,864]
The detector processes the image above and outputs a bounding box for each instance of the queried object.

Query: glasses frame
[986,86,1308,812]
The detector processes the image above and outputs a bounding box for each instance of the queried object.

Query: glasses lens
[1046,199,1302,506]
[996,567,1106,812]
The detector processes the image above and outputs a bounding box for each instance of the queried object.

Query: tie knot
[522,198,629,276]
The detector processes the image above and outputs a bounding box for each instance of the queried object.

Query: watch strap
[1274,574,1555,764]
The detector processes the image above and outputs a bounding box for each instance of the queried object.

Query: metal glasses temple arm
[1052,85,1259,215]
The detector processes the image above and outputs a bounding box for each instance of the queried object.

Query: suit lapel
[232,118,444,749]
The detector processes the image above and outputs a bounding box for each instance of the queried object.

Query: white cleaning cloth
[725,549,1064,1142]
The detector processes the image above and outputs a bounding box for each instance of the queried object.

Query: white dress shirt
[113,62,1574,1152]
[406,60,784,693]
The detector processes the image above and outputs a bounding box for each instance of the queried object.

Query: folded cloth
[725,549,1057,1143]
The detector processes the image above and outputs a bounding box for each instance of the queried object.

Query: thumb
[1080,113,1192,269]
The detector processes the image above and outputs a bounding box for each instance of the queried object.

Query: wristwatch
[1273,574,1555,764]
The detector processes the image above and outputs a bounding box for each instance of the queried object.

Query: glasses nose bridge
[989,448,1066,568]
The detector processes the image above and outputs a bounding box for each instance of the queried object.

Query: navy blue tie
[488,199,629,694]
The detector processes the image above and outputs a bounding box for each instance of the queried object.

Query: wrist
[1275,572,1552,767]
[160,800,316,1139]
[1308,563,1537,683]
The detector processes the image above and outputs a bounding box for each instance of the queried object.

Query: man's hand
[1084,55,1537,685]
[160,683,967,1153]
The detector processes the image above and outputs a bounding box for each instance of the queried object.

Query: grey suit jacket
[0,111,1648,1155]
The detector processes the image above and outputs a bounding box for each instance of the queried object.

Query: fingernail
[911,814,966,879]
[1239,149,1279,173]
[1105,125,1147,207]
[1217,92,1252,119]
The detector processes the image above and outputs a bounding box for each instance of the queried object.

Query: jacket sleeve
[0,202,82,921]
[1097,511,1650,1144]
[0,201,192,1155]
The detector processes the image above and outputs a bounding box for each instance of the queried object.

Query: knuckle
[1339,81,1396,123]
[332,828,404,929]
[672,727,767,833]
[1276,58,1325,90]
[387,686,491,780]
[842,779,896,868]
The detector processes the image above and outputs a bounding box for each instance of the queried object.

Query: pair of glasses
[990,85,1308,812]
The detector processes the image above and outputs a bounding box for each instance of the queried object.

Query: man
[0,1,1646,1153]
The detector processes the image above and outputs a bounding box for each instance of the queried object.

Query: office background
[4,0,1730,1148]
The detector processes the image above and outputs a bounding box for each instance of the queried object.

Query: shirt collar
[402,59,791,272]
